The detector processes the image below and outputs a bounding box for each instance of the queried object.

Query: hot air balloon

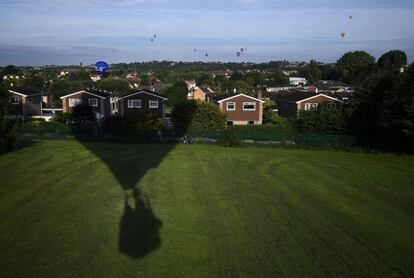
[150,38,154,42]
[349,15,353,20]
[341,32,346,38]
[240,48,244,53]
[194,48,197,52]
[236,51,241,57]
[153,34,157,38]
[205,53,208,57]
[95,61,109,77]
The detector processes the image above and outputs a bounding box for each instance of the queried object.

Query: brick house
[117,90,167,120]
[187,86,215,102]
[214,93,264,125]
[8,87,43,118]
[60,90,112,120]
[273,92,343,118]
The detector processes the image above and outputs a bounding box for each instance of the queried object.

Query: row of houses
[8,86,344,126]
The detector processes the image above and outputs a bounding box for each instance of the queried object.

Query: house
[187,86,215,101]
[60,90,112,120]
[8,87,63,121]
[214,93,264,125]
[289,77,307,86]
[185,80,197,91]
[117,89,168,120]
[273,92,343,118]
[8,87,43,117]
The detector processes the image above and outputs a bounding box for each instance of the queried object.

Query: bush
[70,104,96,124]
[0,119,17,154]
[217,128,241,147]
[51,113,71,123]
[263,110,294,131]
[123,110,163,135]
[172,100,226,136]
[293,107,345,134]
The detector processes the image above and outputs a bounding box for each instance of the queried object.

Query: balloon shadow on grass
[71,103,196,259]
[80,140,174,258]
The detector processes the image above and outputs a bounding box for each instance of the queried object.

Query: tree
[0,84,17,154]
[377,50,407,71]
[268,71,289,86]
[305,60,322,84]
[20,71,45,91]
[95,78,130,93]
[348,61,414,149]
[48,79,73,98]
[160,81,188,107]
[234,80,252,94]
[336,51,376,85]
[294,106,345,134]
[1,65,20,77]
[171,100,226,135]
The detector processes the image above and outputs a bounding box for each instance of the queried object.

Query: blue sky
[1,0,413,65]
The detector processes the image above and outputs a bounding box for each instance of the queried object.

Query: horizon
[1,0,414,66]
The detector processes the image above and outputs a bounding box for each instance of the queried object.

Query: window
[227,121,233,126]
[149,100,159,108]
[128,99,141,108]
[226,102,236,111]
[304,103,318,111]
[248,121,255,125]
[11,95,19,104]
[243,102,256,111]
[69,98,82,107]
[327,103,336,110]
[88,98,98,107]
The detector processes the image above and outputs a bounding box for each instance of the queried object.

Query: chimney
[258,91,262,100]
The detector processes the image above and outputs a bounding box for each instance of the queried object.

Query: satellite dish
[95,61,109,77]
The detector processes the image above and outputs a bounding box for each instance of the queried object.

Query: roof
[213,93,264,103]
[60,90,112,99]
[200,86,214,94]
[118,89,167,100]
[9,87,42,97]
[274,92,342,103]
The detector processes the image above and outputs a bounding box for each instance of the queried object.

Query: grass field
[0,140,413,277]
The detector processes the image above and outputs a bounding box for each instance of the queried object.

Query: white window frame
[226,102,236,111]
[69,98,82,107]
[326,103,336,110]
[149,100,159,109]
[243,102,256,111]
[304,103,318,111]
[88,98,98,107]
[128,99,141,108]
[11,95,20,104]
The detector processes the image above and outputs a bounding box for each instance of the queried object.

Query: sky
[0,0,414,65]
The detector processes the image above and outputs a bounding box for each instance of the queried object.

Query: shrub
[70,104,96,124]
[51,113,71,123]
[172,100,226,136]
[123,110,163,135]
[293,107,345,134]
[217,128,241,147]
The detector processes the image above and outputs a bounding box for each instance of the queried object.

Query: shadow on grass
[80,140,175,258]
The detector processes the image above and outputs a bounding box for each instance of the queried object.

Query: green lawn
[0,140,413,277]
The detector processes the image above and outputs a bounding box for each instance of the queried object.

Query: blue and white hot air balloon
[95,61,109,77]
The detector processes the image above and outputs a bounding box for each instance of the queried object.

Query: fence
[16,122,363,149]
[189,130,361,149]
